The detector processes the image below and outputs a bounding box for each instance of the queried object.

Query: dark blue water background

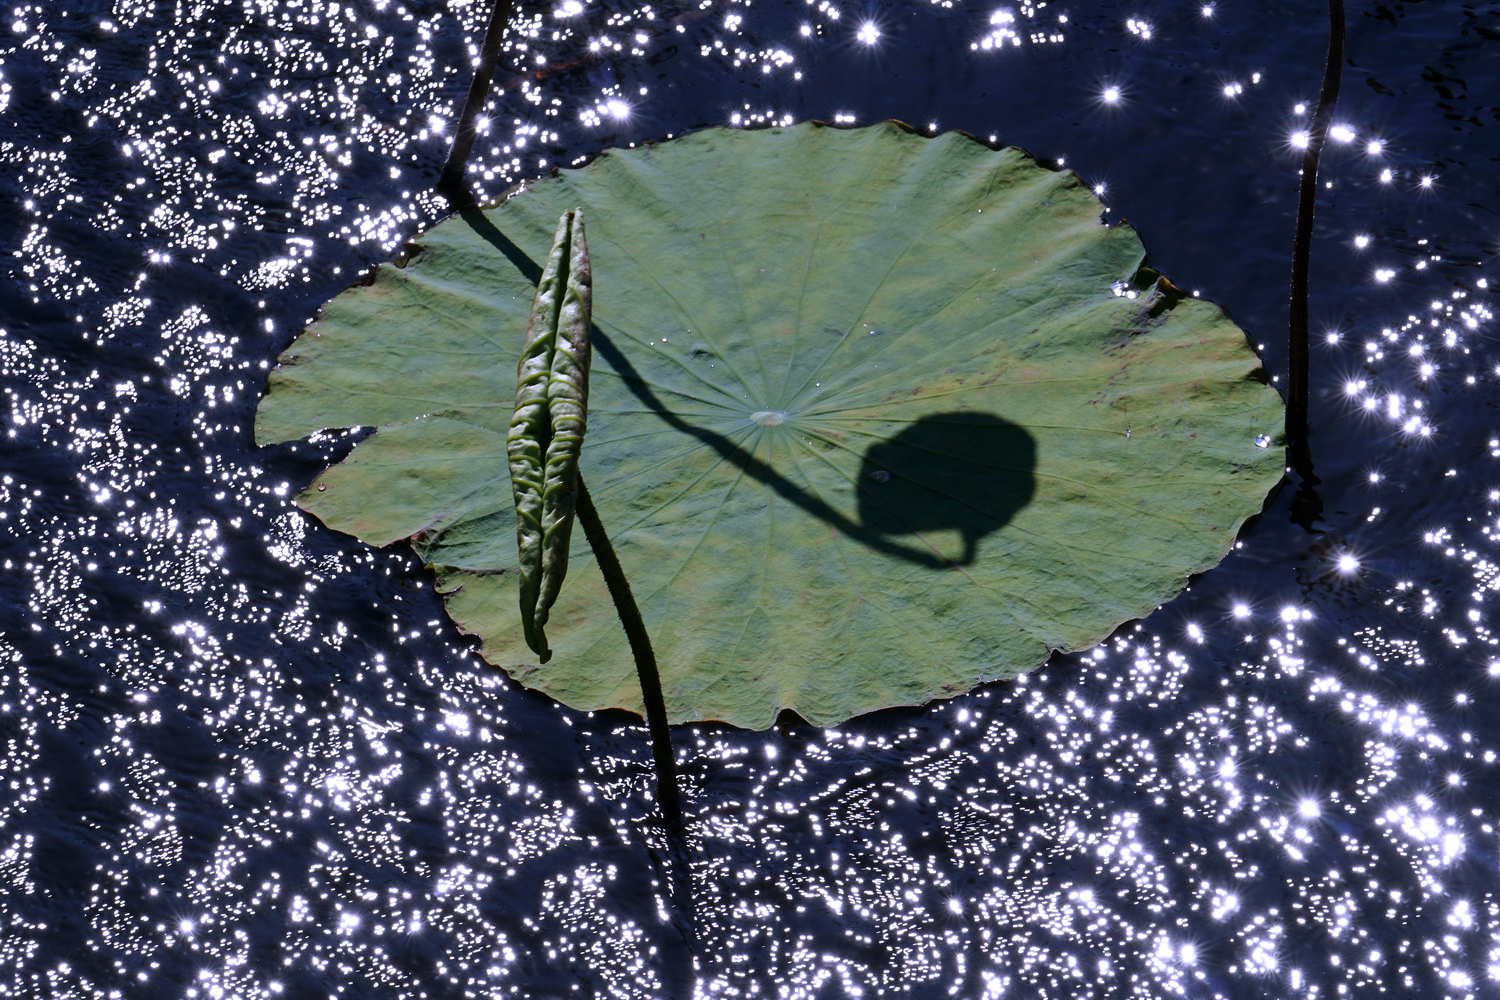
[3,0,1500,997]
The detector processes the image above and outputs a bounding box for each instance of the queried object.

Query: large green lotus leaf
[256,121,1283,730]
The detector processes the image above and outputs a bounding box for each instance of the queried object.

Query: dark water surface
[4,0,1500,997]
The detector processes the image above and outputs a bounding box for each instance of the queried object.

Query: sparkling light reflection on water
[4,1,1500,998]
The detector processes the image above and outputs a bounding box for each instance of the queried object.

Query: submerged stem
[574,476,685,833]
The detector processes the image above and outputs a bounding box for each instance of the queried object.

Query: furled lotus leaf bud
[507,209,591,661]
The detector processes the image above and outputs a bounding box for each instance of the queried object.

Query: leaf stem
[436,0,514,209]
[1286,0,1344,528]
[574,475,685,833]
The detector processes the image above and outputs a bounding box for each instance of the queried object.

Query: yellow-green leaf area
[256,121,1284,730]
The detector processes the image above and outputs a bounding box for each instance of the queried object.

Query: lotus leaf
[255,121,1283,730]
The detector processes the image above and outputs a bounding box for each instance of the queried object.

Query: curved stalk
[1286,0,1345,530]
[437,0,514,208]
[575,476,685,833]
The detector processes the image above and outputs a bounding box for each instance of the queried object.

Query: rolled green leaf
[507,209,591,661]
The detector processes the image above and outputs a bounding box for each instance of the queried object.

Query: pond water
[3,0,1500,997]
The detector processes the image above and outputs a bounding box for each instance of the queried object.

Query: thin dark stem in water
[574,476,685,834]
[436,0,514,209]
[1286,0,1344,528]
